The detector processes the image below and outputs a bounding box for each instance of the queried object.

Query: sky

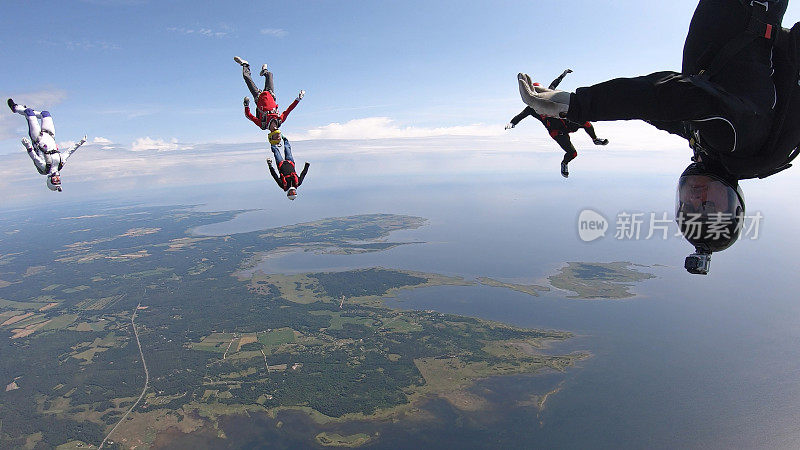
[1,0,799,205]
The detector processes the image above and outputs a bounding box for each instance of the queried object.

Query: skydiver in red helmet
[233,56,304,132]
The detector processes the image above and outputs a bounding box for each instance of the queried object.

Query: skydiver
[233,56,305,132]
[7,99,86,192]
[266,133,310,200]
[517,0,794,273]
[505,70,609,178]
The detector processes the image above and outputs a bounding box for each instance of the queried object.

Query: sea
[13,167,800,449]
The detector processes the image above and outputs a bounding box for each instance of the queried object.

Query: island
[0,206,587,449]
[548,262,656,299]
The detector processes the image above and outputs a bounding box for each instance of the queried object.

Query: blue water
[196,174,799,449]
[53,172,800,449]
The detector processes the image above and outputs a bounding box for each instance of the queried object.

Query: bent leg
[553,134,578,163]
[567,71,725,123]
[243,65,262,99]
[582,122,598,140]
[9,102,26,115]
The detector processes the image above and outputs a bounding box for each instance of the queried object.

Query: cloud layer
[294,117,506,140]
[0,113,726,207]
[131,137,194,152]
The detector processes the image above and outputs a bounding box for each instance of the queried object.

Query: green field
[258,328,297,349]
[0,298,49,311]
[41,314,78,331]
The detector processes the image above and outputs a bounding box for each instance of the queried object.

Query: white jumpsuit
[12,105,84,176]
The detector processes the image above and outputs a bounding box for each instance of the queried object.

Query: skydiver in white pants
[7,99,86,192]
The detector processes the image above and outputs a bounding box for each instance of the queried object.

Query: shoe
[561,162,569,178]
[518,73,571,117]
[593,138,609,146]
[259,64,269,76]
[234,56,249,67]
[7,98,16,112]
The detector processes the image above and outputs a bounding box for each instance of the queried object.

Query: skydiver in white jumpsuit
[7,99,86,192]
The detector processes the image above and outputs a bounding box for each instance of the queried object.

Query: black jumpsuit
[566,0,788,169]
[510,71,600,164]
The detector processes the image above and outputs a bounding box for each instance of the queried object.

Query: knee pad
[24,108,36,116]
[41,111,51,118]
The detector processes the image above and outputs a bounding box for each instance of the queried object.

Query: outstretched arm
[549,69,572,90]
[297,162,310,186]
[22,138,47,173]
[280,98,300,123]
[62,135,87,162]
[244,106,261,127]
[267,160,284,188]
[509,107,536,127]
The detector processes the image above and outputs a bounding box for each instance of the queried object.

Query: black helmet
[675,162,744,253]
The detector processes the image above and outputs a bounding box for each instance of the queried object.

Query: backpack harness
[694,0,800,179]
[278,160,299,189]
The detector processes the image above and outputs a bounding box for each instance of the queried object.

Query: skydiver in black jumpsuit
[507,70,609,178]
[518,0,791,271]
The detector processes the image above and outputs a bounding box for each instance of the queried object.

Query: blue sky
[1,0,799,202]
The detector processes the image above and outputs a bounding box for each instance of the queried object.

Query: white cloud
[168,26,229,38]
[91,136,119,150]
[131,137,194,152]
[294,117,506,141]
[260,28,288,37]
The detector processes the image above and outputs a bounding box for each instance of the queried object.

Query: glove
[79,135,87,145]
[505,123,515,130]
[244,97,250,107]
[21,137,33,151]
[518,73,571,117]
[297,90,305,100]
[267,157,273,166]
